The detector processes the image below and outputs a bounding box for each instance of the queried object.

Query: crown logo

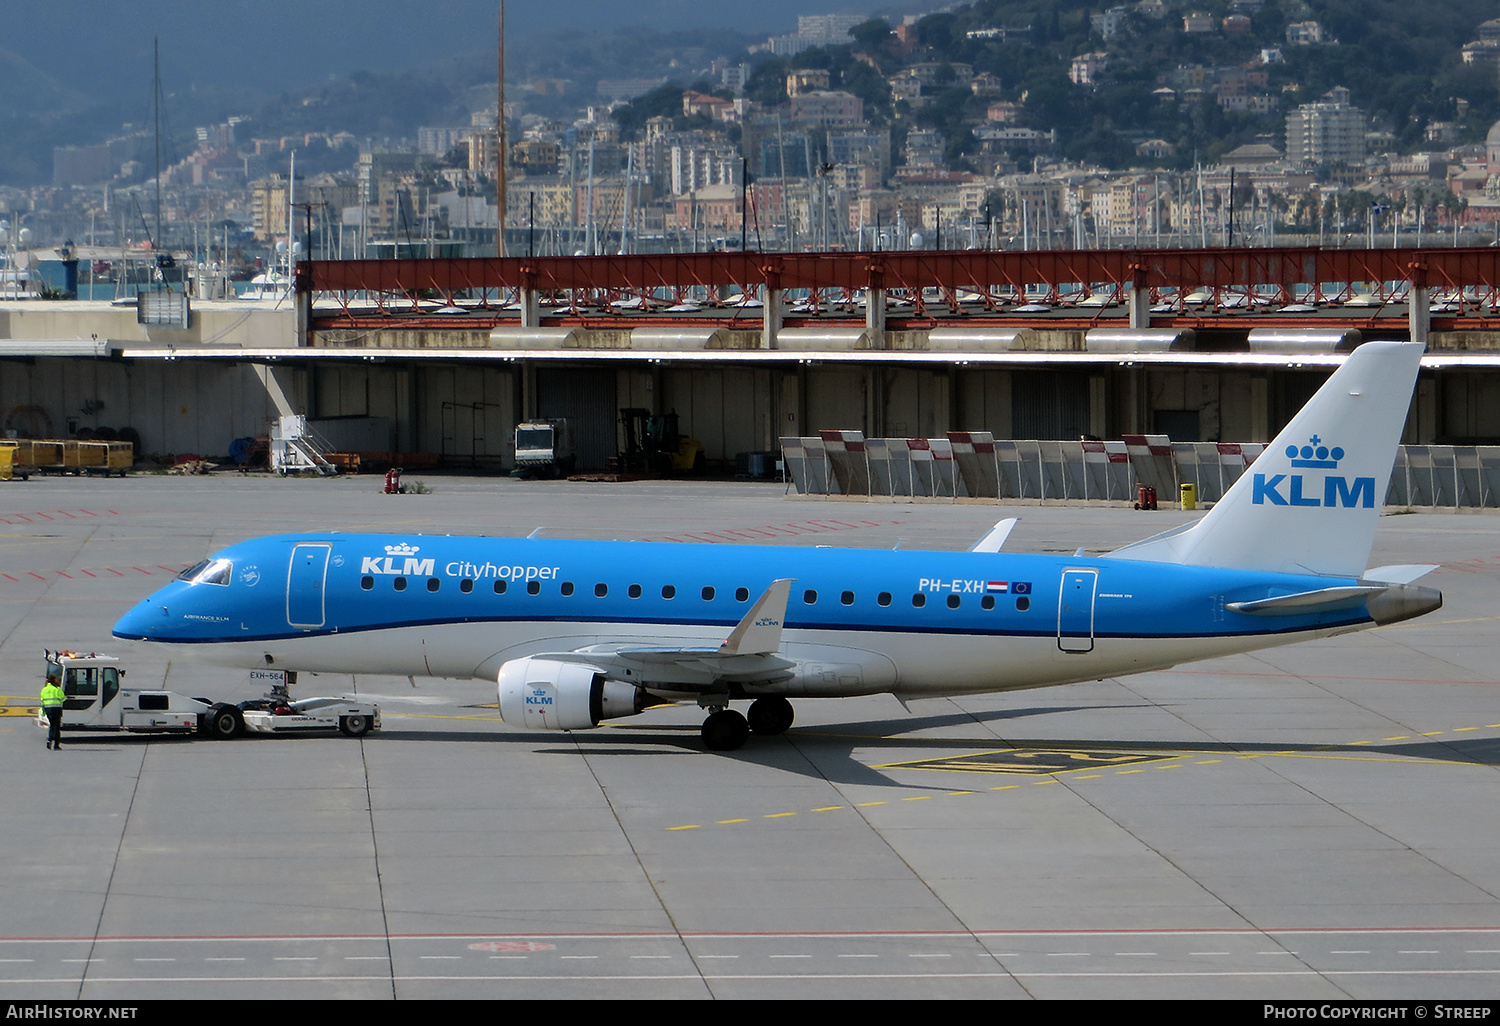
[1286,435,1343,469]
[385,542,420,556]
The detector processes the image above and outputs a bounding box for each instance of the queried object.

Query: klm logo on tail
[1252,436,1375,509]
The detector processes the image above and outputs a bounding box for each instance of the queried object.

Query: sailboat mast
[153,37,164,279]
[496,0,507,257]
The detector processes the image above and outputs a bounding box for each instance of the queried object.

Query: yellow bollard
[1180,482,1196,510]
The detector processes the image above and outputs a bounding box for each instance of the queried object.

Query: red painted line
[80,570,96,577]
[53,571,72,579]
[0,573,17,582]
[130,567,153,575]
[26,572,46,581]
[106,569,124,577]
[33,513,54,520]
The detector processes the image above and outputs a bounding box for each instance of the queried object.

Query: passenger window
[427,578,440,593]
[361,576,374,590]
[394,577,408,592]
[629,584,642,598]
[912,593,926,608]
[947,594,960,609]
[494,580,507,595]
[702,586,715,601]
[460,579,474,594]
[561,582,575,596]
[841,591,855,605]
[981,595,994,610]
[595,583,608,597]
[662,585,676,599]
[527,581,540,596]
[736,587,749,602]
[803,590,817,604]
[1016,596,1031,611]
[878,592,891,607]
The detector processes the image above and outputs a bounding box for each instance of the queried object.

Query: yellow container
[0,447,11,481]
[104,442,133,473]
[30,441,64,468]
[1180,482,1197,510]
[76,442,108,468]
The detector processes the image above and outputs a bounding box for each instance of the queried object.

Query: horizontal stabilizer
[1363,564,1439,585]
[1226,585,1385,616]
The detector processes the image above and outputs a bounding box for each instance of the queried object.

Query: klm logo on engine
[360,542,436,576]
[1252,436,1374,509]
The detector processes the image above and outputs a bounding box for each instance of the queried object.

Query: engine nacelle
[497,657,643,731]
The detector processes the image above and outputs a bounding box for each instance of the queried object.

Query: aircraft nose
[112,597,170,640]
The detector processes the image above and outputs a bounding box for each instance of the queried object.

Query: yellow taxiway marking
[645,721,1500,831]
[0,697,39,718]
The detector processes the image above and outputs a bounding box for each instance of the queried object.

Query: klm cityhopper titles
[114,342,1441,751]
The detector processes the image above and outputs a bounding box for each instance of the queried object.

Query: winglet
[719,579,794,656]
[970,517,1020,553]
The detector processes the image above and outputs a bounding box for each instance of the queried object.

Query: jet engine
[497,657,644,731]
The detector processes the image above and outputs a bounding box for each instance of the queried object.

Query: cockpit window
[178,559,211,581]
[180,558,233,586]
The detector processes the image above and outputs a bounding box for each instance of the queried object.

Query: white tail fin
[1110,341,1423,577]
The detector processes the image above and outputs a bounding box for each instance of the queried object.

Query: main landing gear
[699,696,795,751]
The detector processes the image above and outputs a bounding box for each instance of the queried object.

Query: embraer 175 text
[114,341,1442,751]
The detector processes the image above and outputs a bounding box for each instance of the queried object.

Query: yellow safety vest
[40,683,65,708]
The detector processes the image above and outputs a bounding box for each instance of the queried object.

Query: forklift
[618,408,706,475]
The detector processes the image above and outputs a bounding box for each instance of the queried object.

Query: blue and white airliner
[114,341,1441,750]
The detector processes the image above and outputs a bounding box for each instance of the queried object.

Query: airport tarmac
[2,472,1500,1000]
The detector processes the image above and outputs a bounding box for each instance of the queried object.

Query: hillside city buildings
[13,9,1500,276]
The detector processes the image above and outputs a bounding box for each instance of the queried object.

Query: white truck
[513,418,576,478]
[38,652,380,740]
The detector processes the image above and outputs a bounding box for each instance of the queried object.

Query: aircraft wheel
[701,709,749,752]
[339,714,371,737]
[747,696,794,736]
[204,704,243,740]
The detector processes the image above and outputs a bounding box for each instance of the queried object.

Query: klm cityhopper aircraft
[114,341,1441,751]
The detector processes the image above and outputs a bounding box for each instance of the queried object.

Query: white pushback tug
[38,650,379,740]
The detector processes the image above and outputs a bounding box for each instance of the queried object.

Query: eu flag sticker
[1012,581,1032,595]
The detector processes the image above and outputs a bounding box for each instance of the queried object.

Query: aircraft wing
[519,580,798,689]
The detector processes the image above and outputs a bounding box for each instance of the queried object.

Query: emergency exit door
[287,543,331,628]
[1057,569,1098,653]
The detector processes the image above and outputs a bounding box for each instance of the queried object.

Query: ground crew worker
[40,674,65,750]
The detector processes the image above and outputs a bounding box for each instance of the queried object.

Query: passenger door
[1057,569,1098,653]
[287,543,332,629]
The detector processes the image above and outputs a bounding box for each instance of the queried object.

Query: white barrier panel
[949,431,1000,498]
[867,438,914,496]
[995,439,1040,498]
[780,436,835,495]
[820,429,871,496]
[1082,440,1135,500]
[1122,434,1176,498]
